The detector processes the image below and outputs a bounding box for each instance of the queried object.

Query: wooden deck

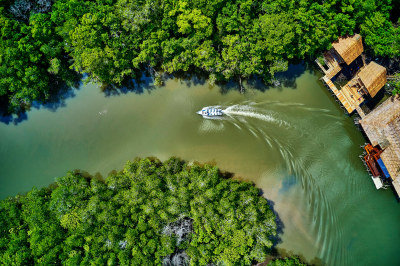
[316,50,343,80]
[321,76,364,114]
[324,51,342,79]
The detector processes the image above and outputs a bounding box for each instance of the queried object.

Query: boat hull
[197,107,223,117]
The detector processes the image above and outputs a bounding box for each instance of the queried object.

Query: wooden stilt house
[338,61,387,113]
[316,34,364,79]
[316,34,387,115]
[360,96,400,196]
[331,34,364,65]
[356,61,387,98]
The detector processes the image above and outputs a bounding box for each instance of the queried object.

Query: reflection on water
[0,65,399,265]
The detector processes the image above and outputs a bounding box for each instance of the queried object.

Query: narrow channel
[0,64,399,265]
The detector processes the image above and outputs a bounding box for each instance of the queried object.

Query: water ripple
[206,101,349,265]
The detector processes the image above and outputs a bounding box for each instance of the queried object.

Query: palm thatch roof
[358,61,387,98]
[332,34,363,65]
[360,96,400,194]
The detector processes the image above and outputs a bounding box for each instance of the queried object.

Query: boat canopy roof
[377,158,391,178]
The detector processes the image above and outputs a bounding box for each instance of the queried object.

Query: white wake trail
[223,107,290,127]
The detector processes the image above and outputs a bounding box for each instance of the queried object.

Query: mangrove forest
[0,0,399,113]
[0,157,305,265]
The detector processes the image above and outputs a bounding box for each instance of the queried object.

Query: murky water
[0,65,399,265]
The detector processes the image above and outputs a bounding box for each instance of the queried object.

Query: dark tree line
[0,0,399,113]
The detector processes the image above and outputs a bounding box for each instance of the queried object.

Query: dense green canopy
[0,157,280,265]
[0,0,399,112]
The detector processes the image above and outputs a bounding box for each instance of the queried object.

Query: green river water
[0,65,399,265]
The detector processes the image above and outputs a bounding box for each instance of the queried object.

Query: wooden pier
[322,76,354,113]
[316,51,343,80]
[321,75,366,114]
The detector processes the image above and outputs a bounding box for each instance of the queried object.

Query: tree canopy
[0,2,78,113]
[0,0,399,112]
[0,157,285,265]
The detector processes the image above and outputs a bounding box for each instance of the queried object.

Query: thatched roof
[332,34,363,65]
[358,61,387,97]
[360,97,400,145]
[360,97,400,187]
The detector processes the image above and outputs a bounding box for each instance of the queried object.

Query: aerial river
[0,64,399,265]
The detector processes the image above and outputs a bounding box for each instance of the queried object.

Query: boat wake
[222,104,290,127]
[197,101,349,265]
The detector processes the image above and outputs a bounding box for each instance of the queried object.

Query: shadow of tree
[101,71,156,96]
[167,68,208,88]
[0,110,28,125]
[220,63,307,94]
[217,79,239,94]
[274,62,308,88]
[265,198,284,247]
[0,69,82,125]
[36,79,82,112]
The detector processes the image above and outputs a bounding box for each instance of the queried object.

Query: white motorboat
[197,107,223,117]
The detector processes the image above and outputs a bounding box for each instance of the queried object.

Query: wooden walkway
[324,51,342,79]
[321,71,368,115]
[355,106,366,118]
[322,76,355,113]
[315,51,342,80]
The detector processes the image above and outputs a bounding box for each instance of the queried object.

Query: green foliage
[0,157,279,265]
[0,7,78,113]
[0,197,32,265]
[361,12,400,57]
[46,0,400,81]
[388,73,400,95]
[0,0,399,113]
